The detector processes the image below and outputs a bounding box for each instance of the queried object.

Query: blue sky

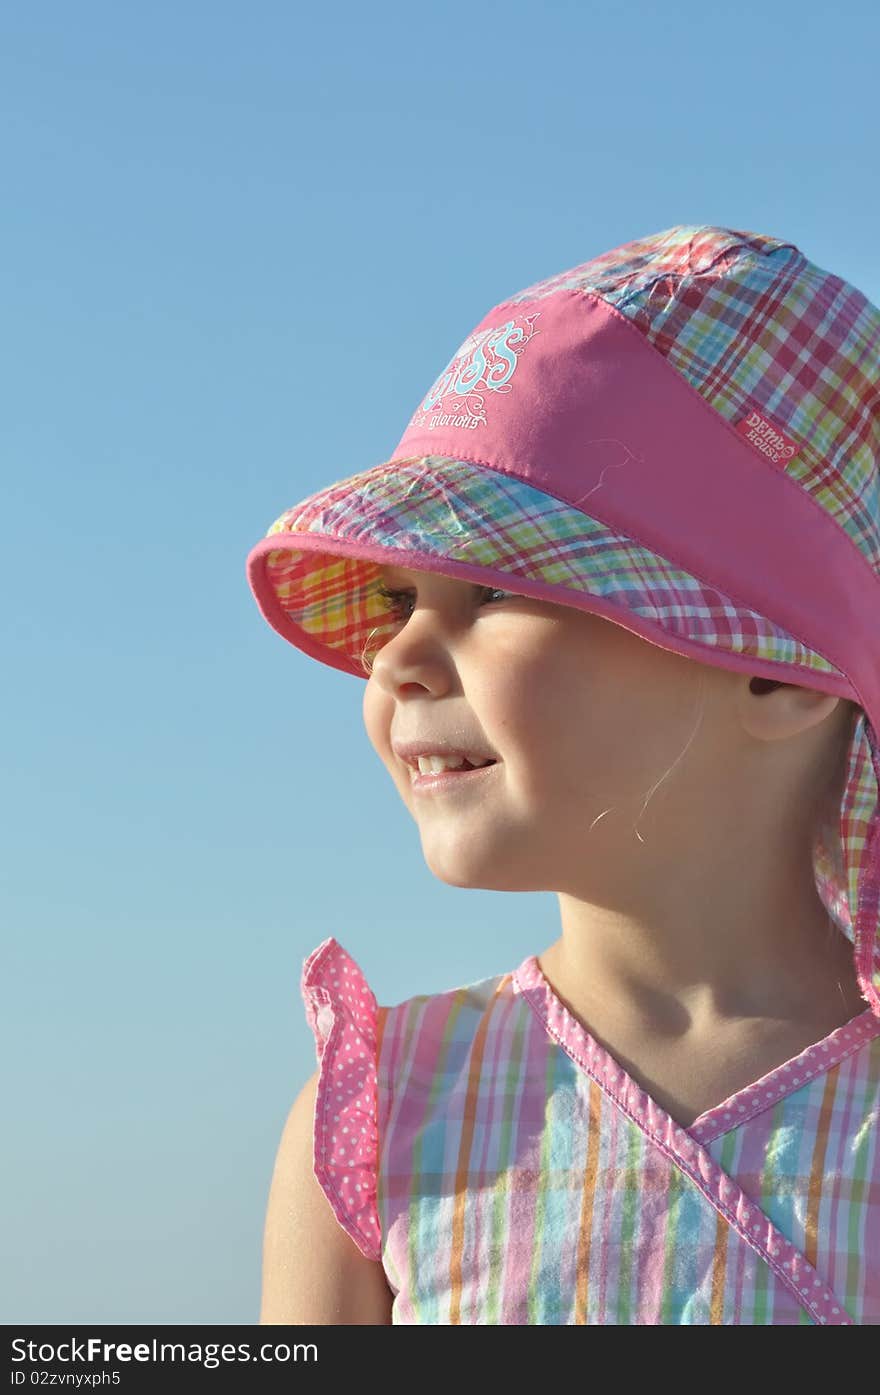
[4,0,878,1322]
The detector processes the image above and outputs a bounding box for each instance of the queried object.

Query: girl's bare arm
[259,1068,394,1325]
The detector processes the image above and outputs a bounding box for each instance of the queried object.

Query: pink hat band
[387,286,880,720]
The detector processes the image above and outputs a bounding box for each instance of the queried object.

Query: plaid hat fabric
[245,225,880,1015]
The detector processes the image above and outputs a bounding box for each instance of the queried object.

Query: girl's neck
[539,914,866,1043]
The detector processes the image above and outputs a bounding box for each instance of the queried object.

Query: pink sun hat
[245,224,880,1015]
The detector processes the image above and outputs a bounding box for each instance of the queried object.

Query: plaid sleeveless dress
[301,936,880,1324]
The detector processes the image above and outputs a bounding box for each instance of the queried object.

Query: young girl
[248,225,880,1325]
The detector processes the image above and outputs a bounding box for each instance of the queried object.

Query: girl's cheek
[361,689,390,763]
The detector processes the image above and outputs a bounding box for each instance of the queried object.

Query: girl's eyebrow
[378,568,444,585]
[378,573,486,592]
[376,569,412,585]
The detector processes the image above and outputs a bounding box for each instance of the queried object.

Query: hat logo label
[409,312,542,432]
[735,410,800,465]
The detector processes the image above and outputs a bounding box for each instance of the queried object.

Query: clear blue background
[4,0,878,1323]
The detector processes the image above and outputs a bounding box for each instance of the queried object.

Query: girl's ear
[740,678,847,751]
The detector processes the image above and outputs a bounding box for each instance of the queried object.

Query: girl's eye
[375,582,513,623]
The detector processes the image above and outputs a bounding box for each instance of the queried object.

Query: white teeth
[416,754,468,774]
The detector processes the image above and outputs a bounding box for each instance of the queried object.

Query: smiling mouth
[404,755,498,774]
[408,760,500,791]
[423,756,496,772]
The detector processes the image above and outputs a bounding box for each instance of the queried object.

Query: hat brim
[245,452,848,693]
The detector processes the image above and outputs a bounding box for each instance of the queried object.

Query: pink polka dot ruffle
[300,936,381,1261]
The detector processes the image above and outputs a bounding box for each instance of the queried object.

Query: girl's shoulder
[298,936,524,1257]
[302,935,520,1051]
[302,934,516,1002]
[298,937,385,1262]
[259,1065,394,1325]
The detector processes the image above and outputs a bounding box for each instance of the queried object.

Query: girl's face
[361,564,715,895]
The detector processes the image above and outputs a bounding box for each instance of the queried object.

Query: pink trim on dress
[514,952,880,1146]
[512,952,877,1325]
[300,936,382,1261]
